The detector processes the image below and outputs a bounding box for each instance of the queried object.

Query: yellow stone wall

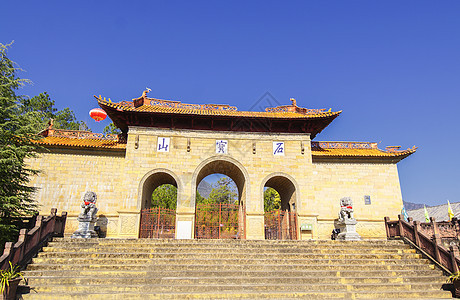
[27,127,405,240]
[310,161,403,239]
[27,148,126,236]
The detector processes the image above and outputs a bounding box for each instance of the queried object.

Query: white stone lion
[338,197,354,222]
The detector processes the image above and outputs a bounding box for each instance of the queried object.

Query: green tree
[0,43,39,249]
[195,190,206,205]
[151,184,177,210]
[19,92,85,131]
[264,187,280,212]
[103,122,121,135]
[207,177,238,204]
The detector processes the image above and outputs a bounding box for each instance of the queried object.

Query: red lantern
[89,108,107,122]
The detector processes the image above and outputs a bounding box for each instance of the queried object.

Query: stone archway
[138,168,182,210]
[261,173,299,240]
[191,156,250,239]
[138,168,182,238]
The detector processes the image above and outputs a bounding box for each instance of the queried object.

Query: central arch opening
[194,159,247,239]
[263,175,298,240]
[139,170,178,238]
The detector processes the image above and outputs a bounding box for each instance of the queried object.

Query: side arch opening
[263,174,298,240]
[139,170,180,238]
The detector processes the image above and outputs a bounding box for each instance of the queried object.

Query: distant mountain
[197,180,212,199]
[403,201,427,211]
[407,201,460,222]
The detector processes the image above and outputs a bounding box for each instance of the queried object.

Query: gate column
[175,210,195,239]
[245,213,265,239]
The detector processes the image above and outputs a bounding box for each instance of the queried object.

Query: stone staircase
[21,238,452,299]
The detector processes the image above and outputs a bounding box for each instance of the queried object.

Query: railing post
[413,221,421,247]
[384,217,391,238]
[398,214,404,237]
[450,245,460,273]
[430,217,442,262]
[36,215,44,239]
[1,242,13,269]
[48,208,57,237]
[57,211,68,237]
[14,229,27,265]
[454,218,460,242]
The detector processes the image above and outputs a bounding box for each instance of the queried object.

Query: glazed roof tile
[34,136,126,150]
[34,134,415,160]
[311,148,415,157]
[96,96,342,119]
[311,141,416,159]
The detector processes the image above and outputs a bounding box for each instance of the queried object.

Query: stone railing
[0,208,67,270]
[385,215,460,273]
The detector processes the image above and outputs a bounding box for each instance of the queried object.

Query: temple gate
[28,90,416,240]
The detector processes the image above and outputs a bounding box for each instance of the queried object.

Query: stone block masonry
[27,127,403,239]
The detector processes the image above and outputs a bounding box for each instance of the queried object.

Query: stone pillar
[246,213,265,240]
[175,211,195,239]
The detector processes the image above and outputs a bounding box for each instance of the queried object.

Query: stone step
[20,290,451,299]
[36,251,422,260]
[22,282,449,293]
[51,238,408,246]
[47,239,410,246]
[41,246,416,254]
[24,275,446,286]
[50,238,407,247]
[24,267,441,277]
[30,256,429,266]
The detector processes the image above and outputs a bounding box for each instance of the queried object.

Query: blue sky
[2,1,459,206]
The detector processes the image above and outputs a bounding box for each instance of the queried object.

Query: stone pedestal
[337,219,362,241]
[71,216,98,238]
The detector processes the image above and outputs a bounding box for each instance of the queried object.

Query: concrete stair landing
[21,238,452,299]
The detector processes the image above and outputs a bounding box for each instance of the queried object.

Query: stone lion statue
[79,191,98,220]
[338,197,354,222]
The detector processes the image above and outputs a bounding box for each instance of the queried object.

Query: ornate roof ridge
[311,141,417,160]
[38,119,122,142]
[96,89,336,116]
[312,140,417,153]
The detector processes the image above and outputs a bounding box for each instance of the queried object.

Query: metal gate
[195,203,245,239]
[264,209,297,240]
[139,207,176,238]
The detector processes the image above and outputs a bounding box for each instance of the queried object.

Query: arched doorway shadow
[191,156,250,239]
[261,173,299,240]
[138,169,182,238]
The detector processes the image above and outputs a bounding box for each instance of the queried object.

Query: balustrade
[0,209,67,270]
[385,215,460,274]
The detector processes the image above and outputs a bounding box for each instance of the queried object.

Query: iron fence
[139,207,176,238]
[195,203,245,239]
[264,209,297,240]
